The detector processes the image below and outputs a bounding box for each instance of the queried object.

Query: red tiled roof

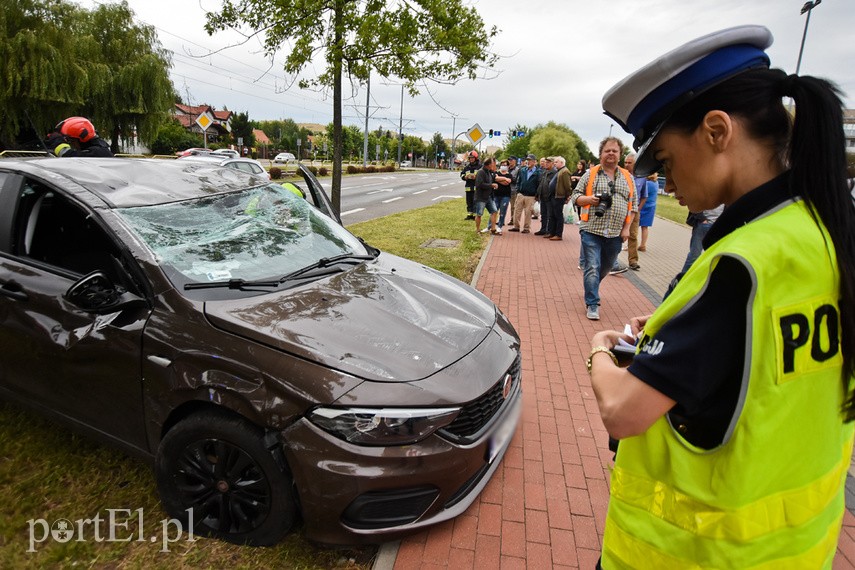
[253,128,271,144]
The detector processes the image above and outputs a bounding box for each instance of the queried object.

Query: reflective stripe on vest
[602,198,854,569]
[579,165,634,223]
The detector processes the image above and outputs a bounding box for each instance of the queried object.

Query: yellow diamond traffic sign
[195,111,214,131]
[466,124,486,146]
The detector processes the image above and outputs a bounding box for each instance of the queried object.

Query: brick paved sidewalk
[377,215,855,569]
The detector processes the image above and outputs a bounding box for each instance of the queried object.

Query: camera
[592,190,613,217]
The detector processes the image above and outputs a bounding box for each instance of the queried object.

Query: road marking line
[412,190,427,195]
[366,188,394,195]
[432,195,461,201]
[340,208,365,216]
[430,186,440,189]
[382,197,403,203]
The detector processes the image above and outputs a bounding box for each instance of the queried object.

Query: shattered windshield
[119,183,366,285]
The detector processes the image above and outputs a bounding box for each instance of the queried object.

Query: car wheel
[155,409,297,546]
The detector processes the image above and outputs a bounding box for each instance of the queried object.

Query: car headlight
[308,407,460,446]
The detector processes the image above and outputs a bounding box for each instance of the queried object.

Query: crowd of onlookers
[460,137,723,321]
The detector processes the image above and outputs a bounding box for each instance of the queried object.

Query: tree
[81,1,175,153]
[0,0,174,151]
[529,126,581,168]
[230,111,255,149]
[429,132,449,167]
[503,124,531,159]
[206,0,498,215]
[149,120,202,155]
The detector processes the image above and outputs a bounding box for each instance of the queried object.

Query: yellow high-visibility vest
[603,198,854,569]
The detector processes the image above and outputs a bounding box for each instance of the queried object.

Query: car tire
[155,409,297,546]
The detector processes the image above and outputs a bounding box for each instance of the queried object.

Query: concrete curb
[372,540,400,570]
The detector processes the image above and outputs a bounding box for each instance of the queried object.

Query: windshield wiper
[184,278,281,291]
[279,253,377,283]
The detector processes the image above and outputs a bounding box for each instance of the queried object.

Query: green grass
[347,197,486,284]
[0,197,483,570]
[650,192,690,226]
[0,403,371,569]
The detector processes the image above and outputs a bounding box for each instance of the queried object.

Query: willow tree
[0,0,173,151]
[0,0,87,147]
[79,1,175,153]
[206,0,498,215]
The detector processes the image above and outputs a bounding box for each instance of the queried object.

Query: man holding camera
[570,137,637,321]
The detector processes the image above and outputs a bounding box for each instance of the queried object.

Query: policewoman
[586,26,855,568]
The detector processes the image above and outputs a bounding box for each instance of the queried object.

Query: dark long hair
[665,68,855,419]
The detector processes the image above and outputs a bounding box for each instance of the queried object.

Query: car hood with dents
[204,255,497,382]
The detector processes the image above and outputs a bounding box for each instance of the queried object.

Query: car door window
[14,181,136,291]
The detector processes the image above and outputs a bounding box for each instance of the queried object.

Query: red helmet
[56,117,96,143]
[469,150,479,159]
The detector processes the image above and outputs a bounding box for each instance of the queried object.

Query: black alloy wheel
[156,409,297,546]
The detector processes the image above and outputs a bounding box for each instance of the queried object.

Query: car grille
[439,354,521,442]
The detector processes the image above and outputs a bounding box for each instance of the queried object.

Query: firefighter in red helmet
[45,117,113,157]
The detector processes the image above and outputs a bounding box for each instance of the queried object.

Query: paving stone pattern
[382,216,855,569]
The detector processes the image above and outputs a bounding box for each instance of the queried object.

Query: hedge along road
[319,170,463,224]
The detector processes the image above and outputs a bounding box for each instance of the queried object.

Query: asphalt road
[317,169,463,224]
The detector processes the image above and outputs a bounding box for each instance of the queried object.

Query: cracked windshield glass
[120,184,366,285]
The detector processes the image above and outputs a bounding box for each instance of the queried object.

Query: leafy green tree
[81,1,175,153]
[529,126,581,168]
[230,111,255,149]
[149,120,202,155]
[258,118,301,151]
[429,132,449,167]
[0,0,174,151]
[402,135,426,164]
[503,124,532,159]
[206,0,498,215]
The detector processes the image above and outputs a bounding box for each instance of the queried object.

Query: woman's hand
[629,315,652,337]
[592,330,634,351]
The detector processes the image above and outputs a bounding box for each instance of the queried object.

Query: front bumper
[281,368,522,545]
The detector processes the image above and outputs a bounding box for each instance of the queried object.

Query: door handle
[0,281,28,301]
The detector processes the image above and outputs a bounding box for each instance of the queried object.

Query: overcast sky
[75,0,854,153]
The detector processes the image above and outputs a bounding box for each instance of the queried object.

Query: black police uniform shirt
[627,173,796,449]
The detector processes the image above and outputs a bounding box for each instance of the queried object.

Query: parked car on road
[178,153,269,179]
[210,148,240,158]
[399,160,412,168]
[0,157,522,546]
[273,152,296,164]
[175,147,207,157]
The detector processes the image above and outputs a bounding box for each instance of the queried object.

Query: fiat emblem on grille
[502,374,513,400]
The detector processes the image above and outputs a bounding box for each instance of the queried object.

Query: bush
[318,167,329,176]
[365,166,377,174]
[383,165,395,173]
[269,167,282,179]
[346,165,360,174]
[148,121,202,155]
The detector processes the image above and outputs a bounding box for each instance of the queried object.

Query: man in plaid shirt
[570,137,637,321]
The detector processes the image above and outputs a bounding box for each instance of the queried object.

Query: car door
[295,164,340,223]
[0,173,151,451]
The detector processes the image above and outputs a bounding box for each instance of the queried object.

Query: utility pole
[363,74,370,167]
[442,113,466,171]
[397,85,404,166]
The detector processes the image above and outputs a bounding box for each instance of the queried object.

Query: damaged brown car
[0,158,522,546]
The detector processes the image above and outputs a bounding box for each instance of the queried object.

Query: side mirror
[65,271,124,312]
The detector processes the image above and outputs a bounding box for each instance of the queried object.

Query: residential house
[173,104,233,144]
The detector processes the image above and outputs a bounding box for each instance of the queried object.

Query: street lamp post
[795,0,822,76]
